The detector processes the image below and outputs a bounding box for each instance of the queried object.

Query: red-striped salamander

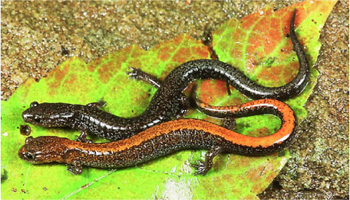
[22,10,307,142]
[19,99,296,175]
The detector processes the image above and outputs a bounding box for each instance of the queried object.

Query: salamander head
[18,136,68,164]
[22,102,76,127]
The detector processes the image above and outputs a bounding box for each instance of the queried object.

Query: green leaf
[1,1,336,199]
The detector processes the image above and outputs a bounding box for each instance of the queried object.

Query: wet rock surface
[1,0,348,199]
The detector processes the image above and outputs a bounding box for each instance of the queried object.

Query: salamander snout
[18,146,37,163]
[18,136,44,164]
[22,102,74,127]
[18,136,67,164]
[22,102,46,125]
[22,112,42,124]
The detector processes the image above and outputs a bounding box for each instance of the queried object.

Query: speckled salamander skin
[18,99,297,175]
[21,10,307,141]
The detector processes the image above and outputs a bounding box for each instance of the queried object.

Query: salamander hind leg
[67,159,83,175]
[76,130,93,143]
[178,94,191,117]
[191,146,223,175]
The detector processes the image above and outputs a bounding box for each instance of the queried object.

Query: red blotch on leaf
[158,46,172,61]
[199,80,227,105]
[47,62,70,96]
[98,63,117,84]
[257,66,283,86]
[283,61,299,83]
[53,63,69,82]
[173,47,191,64]
[247,127,271,137]
[195,46,210,59]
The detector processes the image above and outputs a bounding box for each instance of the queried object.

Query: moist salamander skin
[22,10,307,141]
[19,99,297,175]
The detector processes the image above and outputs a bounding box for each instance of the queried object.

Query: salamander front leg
[86,100,106,108]
[191,146,223,175]
[127,67,162,88]
[178,94,191,117]
[76,130,93,143]
[67,159,83,175]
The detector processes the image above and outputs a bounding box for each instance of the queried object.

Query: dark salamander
[22,10,308,142]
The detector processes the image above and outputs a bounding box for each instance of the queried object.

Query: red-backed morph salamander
[19,99,296,175]
[21,10,307,142]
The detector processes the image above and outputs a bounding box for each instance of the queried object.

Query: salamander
[19,99,297,175]
[22,10,307,142]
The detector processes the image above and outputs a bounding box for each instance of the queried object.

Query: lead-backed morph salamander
[19,99,296,175]
[22,10,307,142]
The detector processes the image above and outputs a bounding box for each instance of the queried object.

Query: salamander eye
[25,136,34,144]
[34,115,41,123]
[30,102,39,107]
[24,152,35,160]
